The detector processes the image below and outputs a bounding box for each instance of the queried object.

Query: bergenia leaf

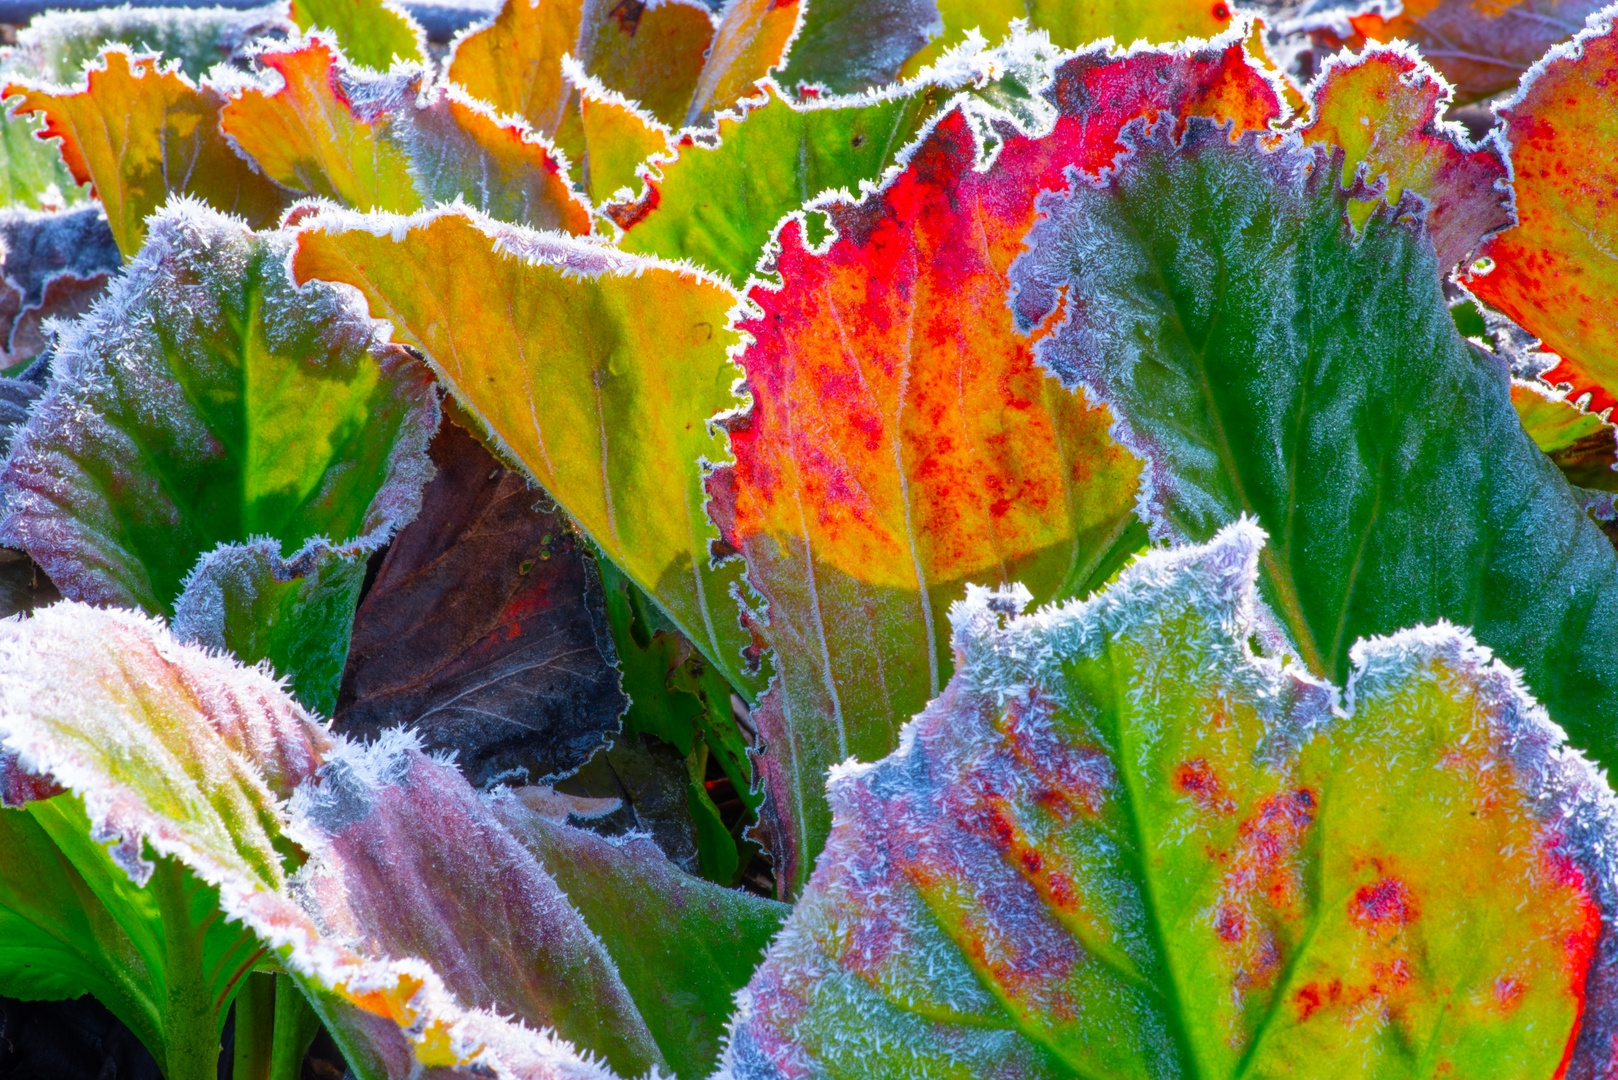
[1298,0,1610,103]
[901,0,1241,86]
[291,204,761,701]
[489,786,788,1079]
[709,38,1281,892]
[220,36,591,234]
[574,76,668,206]
[0,3,292,83]
[0,793,268,1080]
[288,0,426,70]
[1512,379,1618,494]
[615,77,953,284]
[445,0,713,143]
[1007,119,1618,772]
[0,106,86,210]
[0,600,327,1080]
[0,602,639,1080]
[0,204,120,367]
[1466,4,1618,411]
[335,418,627,788]
[2,49,290,256]
[725,522,1618,1078]
[579,0,715,131]
[286,735,667,1077]
[0,202,438,710]
[172,538,373,717]
[1298,44,1509,268]
[684,0,800,123]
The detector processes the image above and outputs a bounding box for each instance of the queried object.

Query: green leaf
[0,202,438,709]
[172,539,371,718]
[598,554,758,884]
[726,523,1618,1078]
[615,79,950,284]
[0,797,266,1080]
[0,109,87,210]
[288,0,425,69]
[0,4,292,83]
[1008,118,1618,772]
[490,786,788,1079]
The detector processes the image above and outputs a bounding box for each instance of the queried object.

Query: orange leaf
[222,35,588,233]
[1468,9,1618,410]
[447,0,714,137]
[3,49,287,256]
[1299,45,1509,268]
[1311,0,1608,104]
[709,37,1283,891]
[684,0,799,122]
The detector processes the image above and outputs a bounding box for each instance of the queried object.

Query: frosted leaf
[723,522,1618,1078]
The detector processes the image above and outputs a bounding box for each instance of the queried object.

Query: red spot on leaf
[1175,757,1235,815]
[1350,877,1417,933]
[1295,979,1343,1021]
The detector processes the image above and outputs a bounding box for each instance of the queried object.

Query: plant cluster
[0,0,1616,1077]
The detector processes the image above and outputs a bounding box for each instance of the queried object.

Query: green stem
[268,975,323,1080]
[231,972,277,1080]
[151,861,224,1080]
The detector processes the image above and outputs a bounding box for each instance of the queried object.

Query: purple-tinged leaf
[725,522,1618,1078]
[335,418,627,788]
[490,786,788,1079]
[0,205,119,367]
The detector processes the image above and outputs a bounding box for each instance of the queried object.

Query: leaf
[598,554,758,884]
[286,734,668,1077]
[0,203,438,709]
[445,0,713,137]
[446,0,584,137]
[2,49,291,256]
[0,796,269,1080]
[334,417,627,788]
[0,3,292,84]
[290,204,760,702]
[288,0,426,70]
[1008,118,1618,775]
[0,601,639,1080]
[725,523,1618,1079]
[173,539,372,718]
[1298,44,1509,269]
[1466,6,1618,412]
[615,77,952,284]
[709,38,1281,892]
[220,36,591,234]
[778,0,1240,97]
[575,76,668,205]
[0,109,88,210]
[1511,378,1618,494]
[489,786,789,1079]
[581,0,714,130]
[770,0,938,97]
[911,0,1242,84]
[0,205,120,367]
[684,0,800,122]
[1301,0,1610,103]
